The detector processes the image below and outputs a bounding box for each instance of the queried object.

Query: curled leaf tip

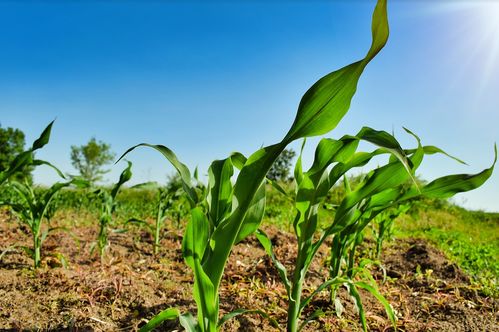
[402,127,421,144]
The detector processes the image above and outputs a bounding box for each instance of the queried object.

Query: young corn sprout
[1,177,86,268]
[120,0,495,330]
[371,202,410,259]
[256,127,495,331]
[0,121,88,268]
[122,1,391,330]
[127,180,185,255]
[92,161,132,257]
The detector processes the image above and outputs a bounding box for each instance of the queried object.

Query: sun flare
[477,2,499,29]
[469,2,499,101]
[431,1,499,108]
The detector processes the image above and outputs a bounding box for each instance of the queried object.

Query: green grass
[395,199,499,296]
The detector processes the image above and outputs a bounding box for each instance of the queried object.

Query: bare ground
[0,211,497,331]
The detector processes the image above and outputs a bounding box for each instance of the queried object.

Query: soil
[0,210,497,331]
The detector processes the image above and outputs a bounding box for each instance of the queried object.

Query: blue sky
[0,1,498,212]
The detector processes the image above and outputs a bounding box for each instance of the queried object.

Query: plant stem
[33,226,41,268]
[98,220,108,257]
[287,282,303,332]
[287,239,307,332]
[154,205,162,255]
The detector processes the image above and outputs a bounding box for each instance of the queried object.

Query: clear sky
[1,1,498,212]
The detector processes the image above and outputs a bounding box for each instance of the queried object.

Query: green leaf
[235,182,266,243]
[293,174,316,239]
[422,144,497,199]
[179,312,199,332]
[408,145,467,165]
[255,229,292,298]
[183,208,218,330]
[57,253,69,269]
[183,208,210,269]
[294,140,305,187]
[111,160,133,199]
[327,150,376,186]
[20,246,34,258]
[283,0,388,142]
[130,181,160,189]
[192,259,217,331]
[0,151,33,185]
[207,158,234,226]
[305,136,360,203]
[422,145,466,164]
[356,127,412,170]
[218,308,280,329]
[139,307,181,332]
[0,121,57,184]
[307,138,351,182]
[300,277,348,311]
[126,218,154,232]
[364,188,400,211]
[32,159,66,179]
[229,152,247,170]
[266,178,293,200]
[9,181,36,215]
[118,144,198,206]
[207,143,285,288]
[298,308,325,332]
[40,181,74,221]
[69,177,91,189]
[333,161,409,230]
[31,120,54,150]
[348,283,367,332]
[355,281,397,331]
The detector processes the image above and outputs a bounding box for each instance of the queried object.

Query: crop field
[0,189,498,331]
[1,0,498,331]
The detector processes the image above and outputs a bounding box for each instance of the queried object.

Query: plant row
[0,1,495,331]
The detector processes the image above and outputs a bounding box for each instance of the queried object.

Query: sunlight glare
[473,2,499,102]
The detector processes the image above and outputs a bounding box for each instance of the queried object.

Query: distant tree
[268,148,296,182]
[0,124,32,182]
[70,137,116,185]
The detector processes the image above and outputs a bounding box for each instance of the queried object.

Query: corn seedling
[326,135,496,329]
[121,0,495,330]
[371,203,410,259]
[92,161,132,257]
[122,1,391,330]
[0,121,89,268]
[257,128,495,332]
[257,127,417,331]
[127,181,184,255]
[252,21,496,332]
[0,177,88,268]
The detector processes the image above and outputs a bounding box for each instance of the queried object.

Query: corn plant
[127,181,184,255]
[257,127,416,331]
[1,176,87,268]
[257,124,495,332]
[371,202,410,259]
[331,140,495,322]
[0,121,90,267]
[92,161,132,257]
[120,1,393,330]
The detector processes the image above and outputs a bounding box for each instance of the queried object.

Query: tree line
[0,124,296,185]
